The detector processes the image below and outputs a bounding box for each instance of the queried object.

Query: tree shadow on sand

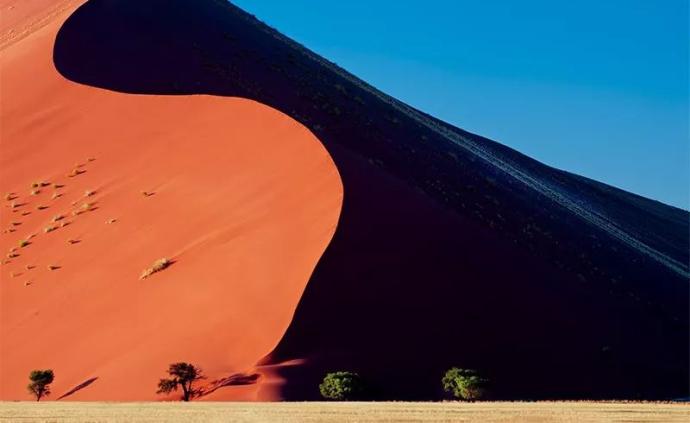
[57,377,98,400]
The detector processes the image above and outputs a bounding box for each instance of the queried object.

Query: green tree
[27,369,54,401]
[319,371,364,400]
[442,367,487,401]
[156,362,204,401]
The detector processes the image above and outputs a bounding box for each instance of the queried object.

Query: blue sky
[233,0,689,209]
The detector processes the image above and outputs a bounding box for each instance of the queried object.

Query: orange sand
[0,0,342,401]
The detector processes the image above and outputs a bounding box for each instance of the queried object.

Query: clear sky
[232,0,689,209]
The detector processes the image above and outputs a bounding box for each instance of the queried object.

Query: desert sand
[0,0,342,401]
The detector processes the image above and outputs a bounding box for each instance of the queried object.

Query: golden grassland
[0,401,688,422]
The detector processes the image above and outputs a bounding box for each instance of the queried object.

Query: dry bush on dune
[44,226,57,233]
[68,168,84,177]
[30,189,40,196]
[140,258,171,279]
[18,240,30,248]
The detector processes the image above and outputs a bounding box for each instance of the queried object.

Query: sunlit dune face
[0,1,342,401]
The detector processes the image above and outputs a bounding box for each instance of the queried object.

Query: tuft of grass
[31,182,40,189]
[106,218,117,224]
[44,225,57,233]
[30,189,40,196]
[25,264,34,270]
[53,183,64,189]
[18,239,30,248]
[87,157,96,162]
[140,258,171,280]
[4,193,14,201]
[7,252,19,259]
[51,192,62,200]
[36,205,48,210]
[84,190,95,197]
[47,265,59,271]
[68,168,85,178]
[52,215,64,222]
[73,202,94,216]
[67,239,79,245]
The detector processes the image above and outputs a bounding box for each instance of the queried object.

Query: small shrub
[68,168,84,178]
[36,205,48,210]
[44,226,57,233]
[51,192,62,200]
[18,240,30,248]
[53,183,64,189]
[27,369,54,401]
[319,371,364,400]
[140,258,171,279]
[30,189,40,196]
[31,182,40,189]
[47,265,59,271]
[441,368,488,401]
[52,215,64,222]
[84,190,95,197]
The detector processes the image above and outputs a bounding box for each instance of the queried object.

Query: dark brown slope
[53,0,689,400]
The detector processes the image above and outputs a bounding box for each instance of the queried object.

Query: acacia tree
[27,369,54,401]
[319,371,364,400]
[442,368,488,401]
[156,362,204,401]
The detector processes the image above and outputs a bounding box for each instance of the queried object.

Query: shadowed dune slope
[0,0,342,401]
[3,0,689,401]
[51,0,689,400]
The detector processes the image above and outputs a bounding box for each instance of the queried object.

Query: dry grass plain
[1,401,688,422]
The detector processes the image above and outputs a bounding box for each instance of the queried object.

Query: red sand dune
[0,0,342,401]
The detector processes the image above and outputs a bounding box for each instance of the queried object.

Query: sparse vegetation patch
[140,258,172,279]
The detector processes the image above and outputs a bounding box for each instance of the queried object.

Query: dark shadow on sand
[53,0,689,400]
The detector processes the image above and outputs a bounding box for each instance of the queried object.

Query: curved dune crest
[0,1,342,401]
